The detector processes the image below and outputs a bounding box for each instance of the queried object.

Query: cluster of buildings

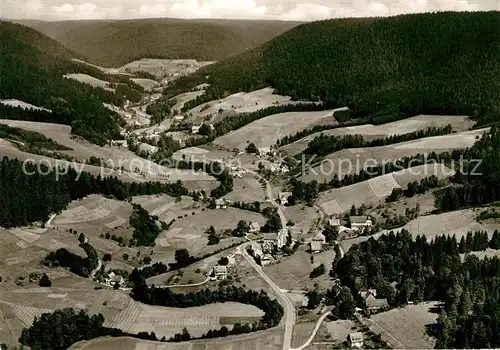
[249,240,273,266]
[105,272,125,287]
[327,215,373,239]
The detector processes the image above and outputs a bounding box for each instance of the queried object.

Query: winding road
[239,243,295,350]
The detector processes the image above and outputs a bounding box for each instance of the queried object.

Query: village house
[191,124,201,134]
[359,289,389,314]
[215,198,227,209]
[309,240,323,253]
[261,254,272,266]
[347,332,364,348]
[260,233,278,253]
[312,232,326,244]
[211,265,229,280]
[111,140,128,148]
[349,216,373,230]
[278,192,293,205]
[328,218,341,227]
[106,272,124,286]
[249,222,261,233]
[258,147,271,155]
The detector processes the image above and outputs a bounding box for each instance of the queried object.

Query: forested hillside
[0,157,188,228]
[200,11,500,123]
[20,18,300,67]
[0,21,125,144]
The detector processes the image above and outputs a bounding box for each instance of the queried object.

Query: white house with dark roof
[349,215,372,230]
[348,332,364,348]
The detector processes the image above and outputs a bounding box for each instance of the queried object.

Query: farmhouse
[278,192,293,205]
[366,298,389,314]
[106,272,124,286]
[260,233,278,253]
[328,218,341,227]
[258,147,271,155]
[309,240,323,253]
[349,216,372,230]
[348,332,364,348]
[111,140,128,148]
[249,222,261,233]
[359,289,389,314]
[211,265,229,280]
[261,254,272,266]
[191,124,201,134]
[312,232,326,244]
[215,198,227,209]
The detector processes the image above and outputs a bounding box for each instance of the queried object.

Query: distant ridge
[199,11,500,124]
[17,18,301,67]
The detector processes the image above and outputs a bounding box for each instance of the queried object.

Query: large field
[0,119,216,187]
[263,247,335,290]
[171,90,206,113]
[70,327,285,350]
[368,301,440,349]
[282,114,474,155]
[186,87,293,123]
[0,98,51,112]
[223,173,267,203]
[131,78,160,91]
[318,164,453,215]
[396,209,500,240]
[132,195,265,255]
[63,73,114,91]
[213,108,340,151]
[299,128,488,183]
[52,194,134,241]
[104,299,263,339]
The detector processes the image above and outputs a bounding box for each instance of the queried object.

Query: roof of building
[260,232,278,241]
[250,222,261,230]
[350,216,370,224]
[360,289,377,300]
[366,298,389,309]
[348,332,363,342]
[328,218,341,226]
[279,192,292,199]
[310,241,323,251]
[213,265,228,274]
[215,198,225,205]
[313,232,326,242]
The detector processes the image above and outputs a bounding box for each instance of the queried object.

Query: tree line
[276,106,412,147]
[435,126,500,211]
[303,124,453,159]
[129,204,162,246]
[385,175,445,202]
[0,157,189,228]
[130,283,283,338]
[42,239,98,278]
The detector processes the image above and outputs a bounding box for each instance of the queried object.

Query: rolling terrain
[197,11,500,124]
[20,18,301,67]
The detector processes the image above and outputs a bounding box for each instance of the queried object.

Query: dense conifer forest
[331,230,500,348]
[196,12,500,124]
[0,157,188,227]
[0,21,128,144]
